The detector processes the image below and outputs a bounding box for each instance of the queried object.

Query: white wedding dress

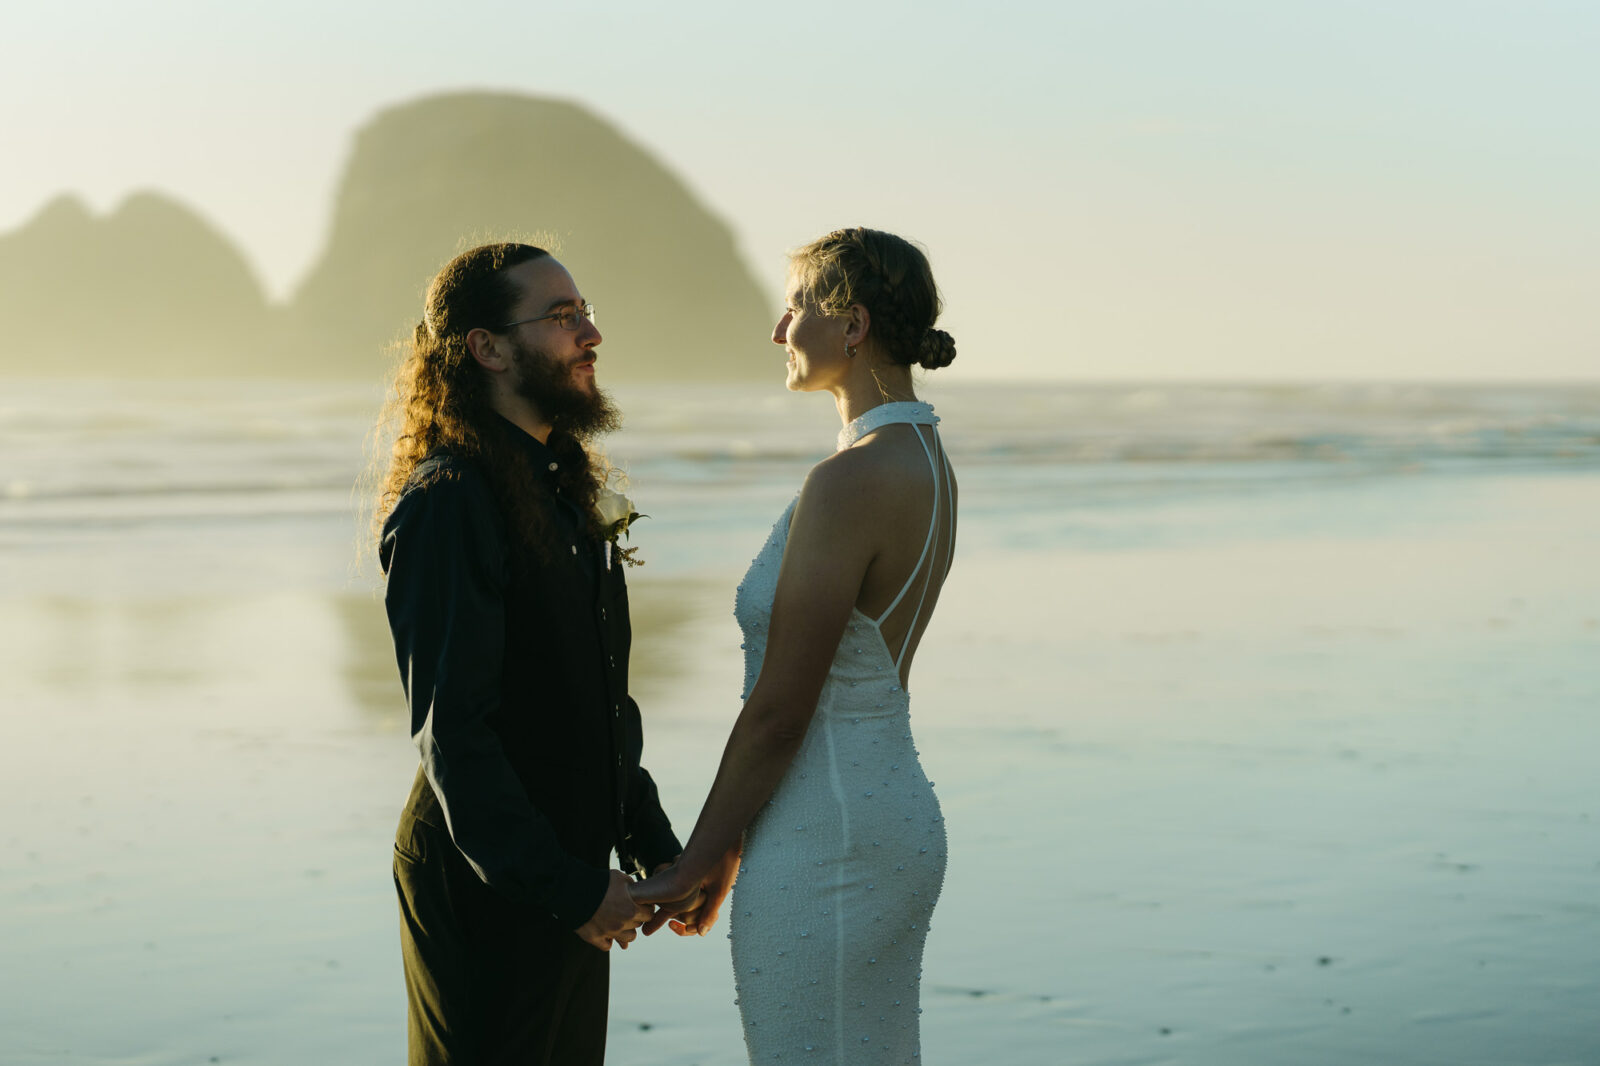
[729,402,952,1064]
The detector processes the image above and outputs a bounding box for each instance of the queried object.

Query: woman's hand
[631,860,705,935]
[667,846,741,937]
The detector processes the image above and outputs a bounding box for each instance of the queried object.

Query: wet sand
[2,388,1597,1064]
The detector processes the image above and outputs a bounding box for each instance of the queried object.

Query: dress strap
[873,423,952,671]
[837,401,950,671]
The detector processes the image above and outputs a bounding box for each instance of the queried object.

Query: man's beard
[510,339,621,440]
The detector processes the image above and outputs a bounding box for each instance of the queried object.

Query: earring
[845,344,857,358]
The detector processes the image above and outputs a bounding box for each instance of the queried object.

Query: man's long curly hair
[372,242,605,564]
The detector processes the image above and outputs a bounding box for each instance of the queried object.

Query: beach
[2,380,1597,1064]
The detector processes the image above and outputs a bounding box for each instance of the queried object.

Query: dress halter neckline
[836,401,939,452]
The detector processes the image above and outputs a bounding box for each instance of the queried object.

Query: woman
[632,227,959,1062]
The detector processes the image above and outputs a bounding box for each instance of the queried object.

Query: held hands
[577,851,741,951]
[634,859,705,937]
[575,869,654,952]
[630,847,740,937]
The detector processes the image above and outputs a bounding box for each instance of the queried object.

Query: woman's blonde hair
[789,227,956,370]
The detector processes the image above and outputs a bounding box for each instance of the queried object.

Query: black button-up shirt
[380,423,680,927]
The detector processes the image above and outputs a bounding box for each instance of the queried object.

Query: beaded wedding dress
[728,402,952,1064]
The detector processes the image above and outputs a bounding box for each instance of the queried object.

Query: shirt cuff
[630,820,684,877]
[549,860,613,930]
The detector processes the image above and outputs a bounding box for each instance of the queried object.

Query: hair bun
[917,328,957,370]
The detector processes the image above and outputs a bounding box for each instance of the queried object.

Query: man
[375,242,690,1063]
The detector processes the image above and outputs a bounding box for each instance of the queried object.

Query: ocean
[2,380,1597,1064]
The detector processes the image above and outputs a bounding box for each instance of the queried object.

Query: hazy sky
[3,1,1596,380]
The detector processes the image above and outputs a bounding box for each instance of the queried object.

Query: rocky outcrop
[0,192,279,375]
[290,92,774,381]
[0,93,776,380]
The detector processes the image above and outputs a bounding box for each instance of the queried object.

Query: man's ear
[466,327,508,371]
[843,303,871,347]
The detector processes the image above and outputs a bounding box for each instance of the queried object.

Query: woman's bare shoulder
[821,430,948,497]
[800,443,899,509]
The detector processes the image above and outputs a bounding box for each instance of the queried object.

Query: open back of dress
[862,417,957,691]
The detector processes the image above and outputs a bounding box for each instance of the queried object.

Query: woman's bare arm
[630,449,884,904]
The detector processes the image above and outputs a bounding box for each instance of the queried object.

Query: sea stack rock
[0,192,276,375]
[290,92,775,381]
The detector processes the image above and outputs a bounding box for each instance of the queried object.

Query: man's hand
[575,869,653,952]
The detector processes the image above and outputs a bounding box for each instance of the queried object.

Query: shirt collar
[496,414,563,486]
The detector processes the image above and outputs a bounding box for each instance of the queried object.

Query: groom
[377,242,685,1064]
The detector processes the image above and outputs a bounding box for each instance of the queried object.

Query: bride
[632,227,959,1062]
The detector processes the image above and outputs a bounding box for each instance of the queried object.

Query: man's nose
[771,312,790,345]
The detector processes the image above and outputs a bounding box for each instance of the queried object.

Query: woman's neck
[830,364,918,427]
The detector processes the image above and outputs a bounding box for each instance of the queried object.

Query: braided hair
[790,227,956,370]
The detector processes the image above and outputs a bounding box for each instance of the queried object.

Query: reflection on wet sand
[7,595,217,694]
[623,576,730,706]
[332,591,400,720]
[1,577,737,735]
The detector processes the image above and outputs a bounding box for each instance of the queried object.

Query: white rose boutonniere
[595,488,634,529]
[595,488,645,569]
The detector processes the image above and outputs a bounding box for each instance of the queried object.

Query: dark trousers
[394,812,609,1065]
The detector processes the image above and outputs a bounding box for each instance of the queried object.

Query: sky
[2,0,1596,381]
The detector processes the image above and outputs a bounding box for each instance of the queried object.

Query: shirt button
[548,462,559,472]
[570,545,577,555]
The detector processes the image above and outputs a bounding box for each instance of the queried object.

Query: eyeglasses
[499,303,596,332]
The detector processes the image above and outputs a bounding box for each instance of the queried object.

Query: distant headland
[0,92,775,381]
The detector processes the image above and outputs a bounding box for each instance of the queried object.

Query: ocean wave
[1,382,1595,512]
